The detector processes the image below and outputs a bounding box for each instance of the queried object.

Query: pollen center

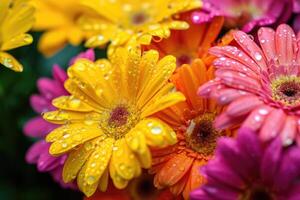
[131,12,148,25]
[241,184,274,200]
[177,54,192,66]
[186,113,220,156]
[101,105,140,140]
[271,76,300,106]
[109,107,129,127]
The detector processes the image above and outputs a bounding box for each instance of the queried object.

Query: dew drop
[86,176,96,184]
[62,143,68,148]
[69,98,81,108]
[254,52,262,61]
[151,126,162,134]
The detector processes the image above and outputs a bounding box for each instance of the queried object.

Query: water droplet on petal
[151,126,162,134]
[254,52,262,61]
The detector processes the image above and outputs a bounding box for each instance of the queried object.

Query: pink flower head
[199,24,300,146]
[23,49,95,188]
[190,128,300,200]
[201,0,293,32]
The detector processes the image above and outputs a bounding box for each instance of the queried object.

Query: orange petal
[155,153,194,188]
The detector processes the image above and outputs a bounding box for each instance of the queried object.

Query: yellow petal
[38,29,67,57]
[48,124,104,156]
[125,129,151,168]
[77,138,114,197]
[137,55,176,108]
[63,139,97,182]
[141,84,186,118]
[109,158,129,189]
[52,95,93,112]
[0,52,23,72]
[85,35,110,48]
[1,34,33,51]
[43,110,99,125]
[133,118,177,148]
[111,138,141,180]
[136,34,152,45]
[66,59,118,110]
[98,166,109,192]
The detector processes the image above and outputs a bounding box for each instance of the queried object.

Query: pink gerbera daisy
[199,24,300,146]
[24,49,95,187]
[200,0,293,32]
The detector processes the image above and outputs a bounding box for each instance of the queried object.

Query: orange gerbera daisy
[147,14,236,199]
[144,12,229,67]
[150,60,236,200]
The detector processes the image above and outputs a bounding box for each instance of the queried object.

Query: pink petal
[259,109,286,142]
[30,94,52,113]
[241,106,273,131]
[214,112,243,130]
[198,79,222,97]
[226,96,262,117]
[25,140,49,164]
[23,116,57,138]
[215,88,249,105]
[275,24,297,65]
[37,151,61,172]
[215,69,261,93]
[213,57,259,78]
[233,31,267,71]
[69,49,95,65]
[258,27,276,61]
[37,78,65,100]
[209,46,261,74]
[52,64,68,85]
[280,116,297,146]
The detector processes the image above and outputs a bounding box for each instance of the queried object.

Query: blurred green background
[0,33,105,200]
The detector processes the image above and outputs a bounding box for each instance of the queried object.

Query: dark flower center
[131,12,148,25]
[129,174,158,199]
[241,185,274,200]
[186,113,220,155]
[177,54,192,66]
[109,106,129,127]
[271,76,300,106]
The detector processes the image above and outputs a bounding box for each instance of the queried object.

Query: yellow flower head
[43,47,185,196]
[0,0,34,72]
[80,0,201,55]
[31,0,92,57]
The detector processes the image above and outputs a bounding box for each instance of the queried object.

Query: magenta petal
[37,78,65,100]
[37,150,61,172]
[30,95,52,113]
[273,147,300,192]
[25,141,48,164]
[260,137,282,187]
[23,116,57,138]
[200,184,238,200]
[52,64,68,86]
[69,49,95,65]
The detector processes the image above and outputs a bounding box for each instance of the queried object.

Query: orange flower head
[144,12,232,67]
[150,58,236,199]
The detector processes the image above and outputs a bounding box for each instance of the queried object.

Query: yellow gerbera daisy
[79,0,201,55]
[0,0,34,72]
[30,0,92,57]
[43,47,185,197]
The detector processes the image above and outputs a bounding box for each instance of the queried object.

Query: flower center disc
[131,12,148,25]
[102,105,139,140]
[177,54,192,66]
[272,76,300,106]
[186,113,220,156]
[109,107,129,127]
[241,185,274,200]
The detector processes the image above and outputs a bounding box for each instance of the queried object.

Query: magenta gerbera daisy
[200,0,293,32]
[24,49,95,188]
[199,24,300,146]
[190,128,300,200]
